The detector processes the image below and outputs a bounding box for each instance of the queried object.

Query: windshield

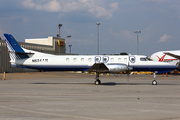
[140,57,152,61]
[146,57,152,61]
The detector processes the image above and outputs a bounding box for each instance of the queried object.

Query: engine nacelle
[106,63,132,73]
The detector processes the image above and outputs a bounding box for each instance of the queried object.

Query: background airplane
[4,34,177,85]
[151,50,180,69]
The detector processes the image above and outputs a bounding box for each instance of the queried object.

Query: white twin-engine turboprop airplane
[4,34,177,85]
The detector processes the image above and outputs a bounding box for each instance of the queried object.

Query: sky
[0,0,180,56]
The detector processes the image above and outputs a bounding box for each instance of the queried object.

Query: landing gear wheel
[152,80,157,85]
[94,79,101,85]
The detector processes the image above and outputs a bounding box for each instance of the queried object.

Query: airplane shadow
[31,82,178,86]
[101,82,150,86]
[31,82,93,85]
[103,82,178,86]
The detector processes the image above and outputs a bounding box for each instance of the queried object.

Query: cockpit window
[140,58,147,61]
[146,57,152,61]
[140,57,152,61]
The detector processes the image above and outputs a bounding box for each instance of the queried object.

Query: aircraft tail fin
[4,34,30,61]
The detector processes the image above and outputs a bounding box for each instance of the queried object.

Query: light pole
[58,24,63,55]
[96,22,100,55]
[134,30,141,55]
[67,35,72,54]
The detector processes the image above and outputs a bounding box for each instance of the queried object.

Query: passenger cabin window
[73,58,77,62]
[66,58,69,61]
[81,58,84,62]
[118,58,121,62]
[111,58,114,62]
[103,57,109,63]
[124,58,127,62]
[95,58,100,62]
[88,58,92,62]
[130,57,135,62]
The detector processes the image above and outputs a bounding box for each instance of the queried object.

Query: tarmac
[0,72,180,120]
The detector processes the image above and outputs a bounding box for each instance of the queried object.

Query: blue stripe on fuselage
[130,65,177,71]
[15,64,177,72]
[23,65,91,71]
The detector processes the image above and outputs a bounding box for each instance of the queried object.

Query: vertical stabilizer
[4,34,29,61]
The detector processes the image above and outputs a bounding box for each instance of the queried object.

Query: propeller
[127,57,130,81]
[127,56,133,81]
[176,61,180,70]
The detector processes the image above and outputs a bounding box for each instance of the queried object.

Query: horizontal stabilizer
[9,52,34,60]
[9,51,34,55]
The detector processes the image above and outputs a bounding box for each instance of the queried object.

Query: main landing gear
[152,72,157,85]
[94,72,101,85]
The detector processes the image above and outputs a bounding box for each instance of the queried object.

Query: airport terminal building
[0,36,66,73]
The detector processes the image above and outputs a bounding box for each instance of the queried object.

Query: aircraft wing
[164,52,180,60]
[87,63,109,73]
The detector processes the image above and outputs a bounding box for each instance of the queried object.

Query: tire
[152,80,157,85]
[94,80,101,85]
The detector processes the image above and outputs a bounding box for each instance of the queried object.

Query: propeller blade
[127,59,130,82]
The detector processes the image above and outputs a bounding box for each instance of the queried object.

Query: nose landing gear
[152,80,157,85]
[152,72,157,85]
